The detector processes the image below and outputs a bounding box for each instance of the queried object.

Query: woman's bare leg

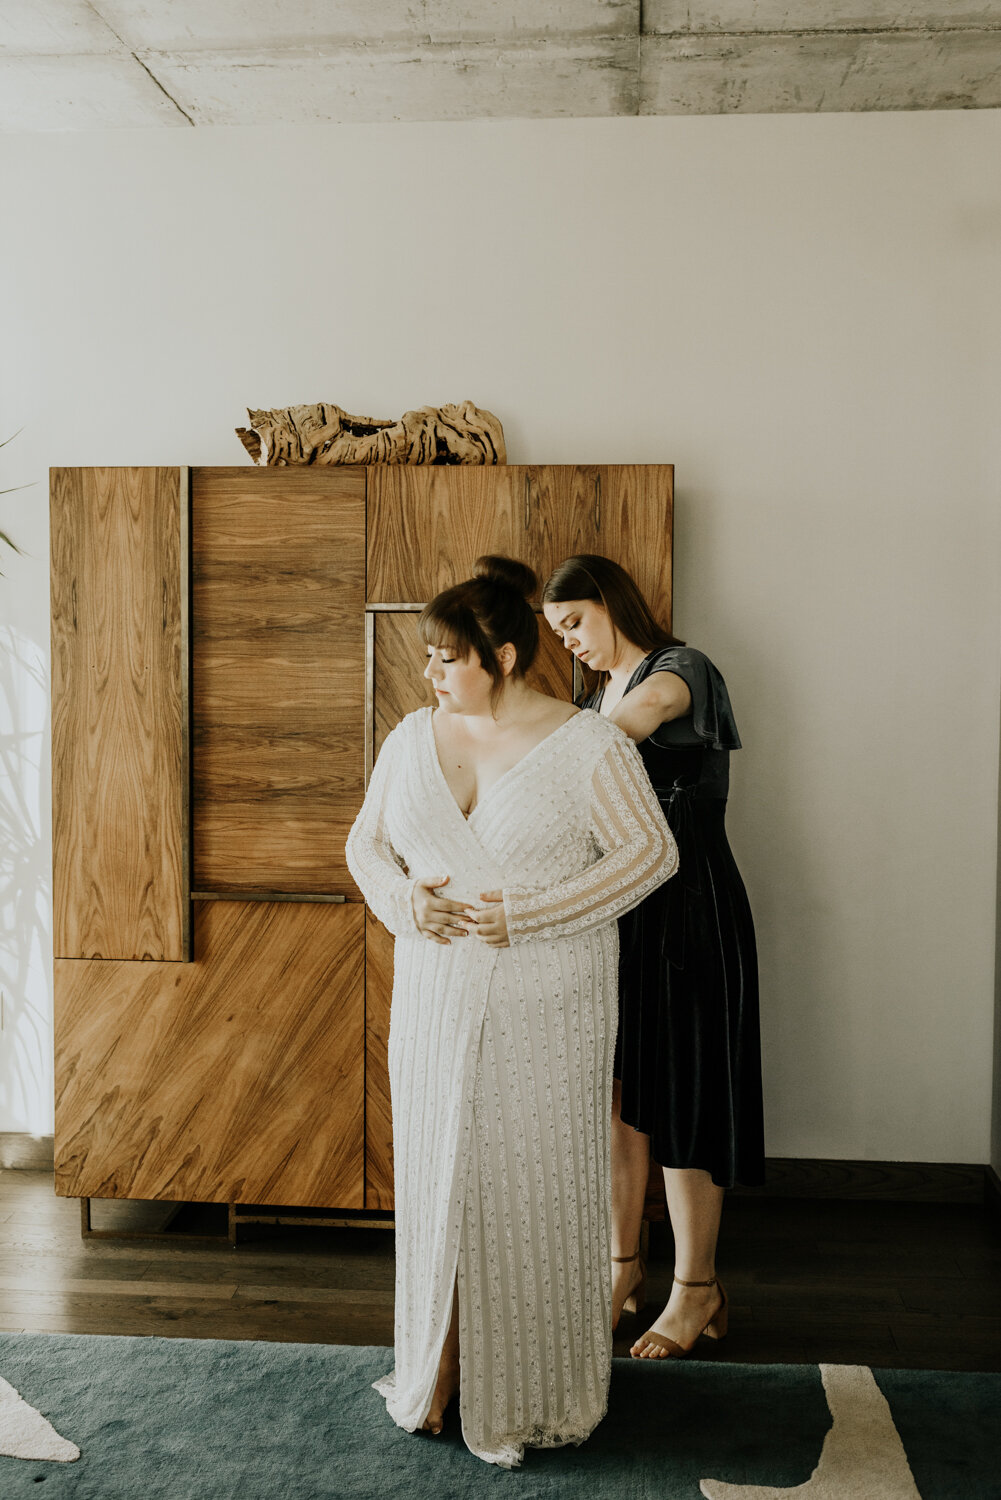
[632,1167,725,1358]
[610,1078,651,1329]
[422,1285,460,1433]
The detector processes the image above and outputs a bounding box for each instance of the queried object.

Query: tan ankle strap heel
[631,1277,729,1360]
[611,1250,646,1324]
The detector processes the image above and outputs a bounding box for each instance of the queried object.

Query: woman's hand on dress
[465,891,509,948]
[412,876,472,945]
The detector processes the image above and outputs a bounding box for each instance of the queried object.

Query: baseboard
[732,1157,986,1205]
[2,1139,991,1209]
[0,1132,55,1170]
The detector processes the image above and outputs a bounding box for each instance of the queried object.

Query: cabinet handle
[524,474,532,530]
[594,474,601,532]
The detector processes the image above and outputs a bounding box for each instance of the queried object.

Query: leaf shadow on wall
[0,624,52,1134]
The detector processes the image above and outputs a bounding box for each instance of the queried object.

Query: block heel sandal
[631,1275,728,1359]
[611,1250,647,1331]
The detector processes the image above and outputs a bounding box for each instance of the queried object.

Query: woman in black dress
[543,555,764,1360]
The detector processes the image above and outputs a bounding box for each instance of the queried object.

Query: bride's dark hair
[419,555,539,697]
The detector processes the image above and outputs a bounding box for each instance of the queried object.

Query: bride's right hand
[412,875,472,946]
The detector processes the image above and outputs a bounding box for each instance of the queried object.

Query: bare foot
[421,1350,460,1434]
[611,1258,645,1332]
[631,1280,724,1359]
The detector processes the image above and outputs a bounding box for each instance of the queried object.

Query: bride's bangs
[418,596,477,661]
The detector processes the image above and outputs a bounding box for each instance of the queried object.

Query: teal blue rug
[0,1334,998,1498]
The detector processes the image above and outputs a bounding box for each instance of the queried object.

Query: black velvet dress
[584,647,765,1188]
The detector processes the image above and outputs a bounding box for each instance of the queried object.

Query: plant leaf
[0,431,27,567]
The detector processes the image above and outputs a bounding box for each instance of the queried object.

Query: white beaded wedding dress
[345,706,677,1467]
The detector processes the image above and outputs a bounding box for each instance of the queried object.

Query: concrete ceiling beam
[643,0,1001,33]
[0,0,998,126]
[89,0,640,51]
[140,36,640,127]
[640,26,1001,113]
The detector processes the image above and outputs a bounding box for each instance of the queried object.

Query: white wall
[2,112,999,1161]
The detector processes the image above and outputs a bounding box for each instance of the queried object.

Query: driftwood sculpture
[236,401,505,466]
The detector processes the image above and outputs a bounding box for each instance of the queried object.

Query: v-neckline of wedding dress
[424,705,583,824]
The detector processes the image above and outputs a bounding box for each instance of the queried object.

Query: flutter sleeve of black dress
[641,647,742,752]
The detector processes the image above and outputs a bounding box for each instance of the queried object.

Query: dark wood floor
[1,1170,998,1371]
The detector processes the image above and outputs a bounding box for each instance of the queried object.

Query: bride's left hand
[466,891,509,948]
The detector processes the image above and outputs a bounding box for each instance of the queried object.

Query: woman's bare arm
[607,670,692,744]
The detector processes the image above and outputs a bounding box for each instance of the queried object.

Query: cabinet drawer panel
[55,900,365,1207]
[192,467,365,894]
[50,467,187,961]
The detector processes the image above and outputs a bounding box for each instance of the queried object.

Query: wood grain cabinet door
[367,465,673,625]
[50,467,188,961]
[590,465,674,628]
[192,468,365,895]
[522,465,674,628]
[367,467,522,603]
[54,900,365,1207]
[364,909,395,1210]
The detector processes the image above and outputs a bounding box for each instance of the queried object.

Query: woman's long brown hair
[542,554,683,689]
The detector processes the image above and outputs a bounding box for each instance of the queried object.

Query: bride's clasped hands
[461,892,508,946]
[410,877,509,947]
[410,875,471,945]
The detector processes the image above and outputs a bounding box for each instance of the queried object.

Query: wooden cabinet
[50,461,673,1220]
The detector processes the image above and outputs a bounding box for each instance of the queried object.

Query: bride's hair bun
[419,554,540,697]
[473,554,538,600]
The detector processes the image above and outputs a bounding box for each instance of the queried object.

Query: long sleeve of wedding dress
[503,734,677,942]
[344,726,420,939]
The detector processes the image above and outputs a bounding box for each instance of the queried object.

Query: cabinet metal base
[80,1197,395,1246]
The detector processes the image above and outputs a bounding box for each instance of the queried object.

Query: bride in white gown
[345,556,678,1467]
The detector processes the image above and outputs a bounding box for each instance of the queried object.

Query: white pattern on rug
[0,1375,80,1462]
[700,1364,920,1499]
